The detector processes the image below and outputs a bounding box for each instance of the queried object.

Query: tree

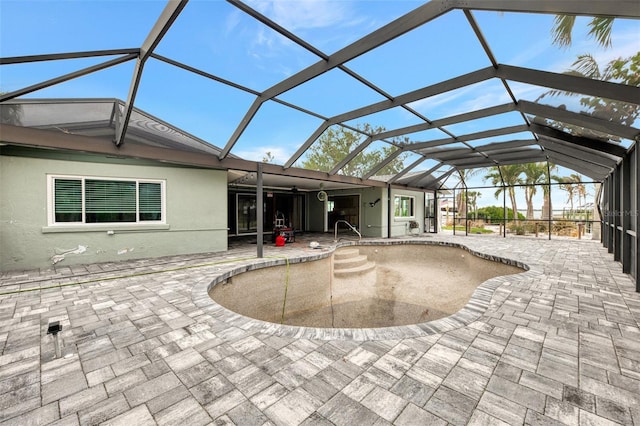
[301,124,408,178]
[574,175,587,209]
[466,191,481,220]
[560,173,583,218]
[484,165,523,222]
[542,13,640,133]
[262,151,275,163]
[551,15,614,49]
[537,53,640,133]
[519,162,562,220]
[542,164,562,220]
[521,163,548,220]
[455,168,482,221]
[477,206,524,222]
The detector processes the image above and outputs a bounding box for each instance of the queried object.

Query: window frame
[394,195,415,219]
[47,175,166,227]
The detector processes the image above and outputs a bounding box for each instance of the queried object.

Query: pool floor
[209,242,524,330]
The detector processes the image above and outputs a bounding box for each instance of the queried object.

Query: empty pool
[208,242,525,328]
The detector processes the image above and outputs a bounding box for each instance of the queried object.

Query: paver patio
[0,234,638,425]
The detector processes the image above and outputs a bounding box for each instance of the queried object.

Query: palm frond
[572,54,602,79]
[551,15,576,48]
[588,17,614,48]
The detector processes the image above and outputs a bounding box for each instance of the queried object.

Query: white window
[394,195,415,218]
[48,175,165,225]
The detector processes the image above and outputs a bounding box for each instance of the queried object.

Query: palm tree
[467,191,481,220]
[561,182,576,218]
[551,15,614,49]
[484,165,523,222]
[575,178,586,207]
[521,163,548,220]
[541,164,561,220]
[560,174,582,218]
[455,168,481,222]
[570,173,588,218]
[537,52,640,130]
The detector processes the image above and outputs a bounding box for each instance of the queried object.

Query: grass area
[442,225,494,234]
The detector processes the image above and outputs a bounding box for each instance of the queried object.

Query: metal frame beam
[222,0,453,158]
[0,48,140,65]
[259,1,451,101]
[412,124,530,151]
[279,66,497,166]
[407,163,453,187]
[486,150,547,162]
[537,136,619,168]
[622,148,632,273]
[471,139,539,152]
[0,54,137,102]
[544,152,609,179]
[448,154,545,168]
[219,98,263,159]
[419,168,455,189]
[634,145,639,288]
[283,121,332,168]
[518,100,640,142]
[497,65,640,106]
[531,123,628,158]
[453,0,640,19]
[371,103,516,142]
[544,145,616,171]
[387,157,430,184]
[431,144,543,163]
[363,147,405,179]
[114,0,188,146]
[226,0,429,128]
[329,136,372,175]
[331,67,496,125]
[422,139,537,159]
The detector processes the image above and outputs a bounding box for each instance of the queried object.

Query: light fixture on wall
[317,183,327,202]
[369,198,381,207]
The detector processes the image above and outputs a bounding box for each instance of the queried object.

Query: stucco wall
[0,151,228,271]
[334,187,384,238]
[307,192,326,232]
[305,186,428,238]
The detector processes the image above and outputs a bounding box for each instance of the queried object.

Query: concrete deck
[1,234,638,425]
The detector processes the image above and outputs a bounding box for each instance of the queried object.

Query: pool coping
[191,239,534,341]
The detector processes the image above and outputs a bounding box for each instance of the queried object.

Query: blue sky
[1,0,639,209]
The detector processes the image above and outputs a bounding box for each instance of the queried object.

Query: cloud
[247,0,352,31]
[243,0,362,56]
[506,38,552,67]
[225,9,242,35]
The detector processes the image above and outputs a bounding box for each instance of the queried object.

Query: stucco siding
[0,154,227,271]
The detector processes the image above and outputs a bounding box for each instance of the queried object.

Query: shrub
[509,223,526,235]
[477,206,525,222]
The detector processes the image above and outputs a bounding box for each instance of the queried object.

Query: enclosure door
[425,192,437,233]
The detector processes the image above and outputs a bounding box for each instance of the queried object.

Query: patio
[0,234,638,425]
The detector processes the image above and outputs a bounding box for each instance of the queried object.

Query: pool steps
[333,248,376,277]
